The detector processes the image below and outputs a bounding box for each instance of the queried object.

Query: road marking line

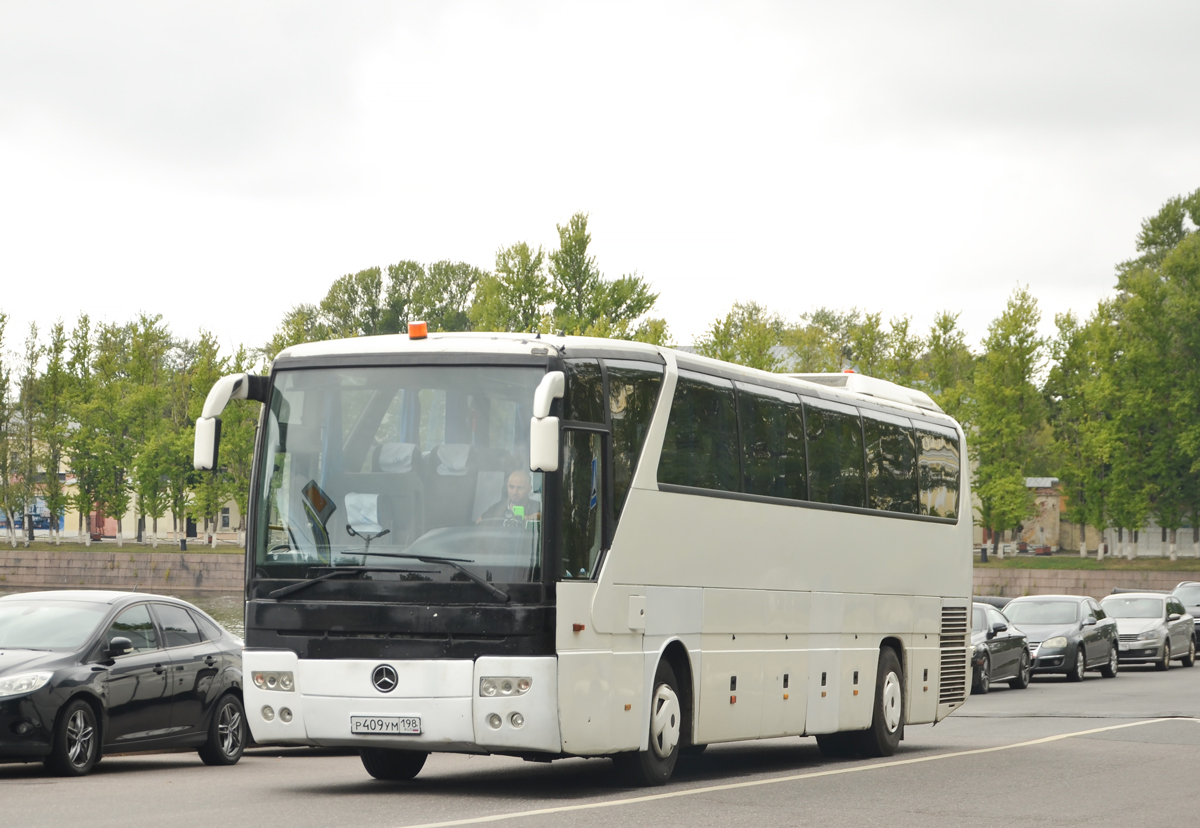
[397,718,1189,828]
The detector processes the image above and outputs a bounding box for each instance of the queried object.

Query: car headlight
[0,672,54,699]
[1136,630,1159,641]
[1042,637,1069,650]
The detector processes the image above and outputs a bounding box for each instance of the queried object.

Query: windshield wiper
[268,566,427,600]
[357,552,510,603]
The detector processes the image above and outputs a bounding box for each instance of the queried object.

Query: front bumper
[1117,641,1164,663]
[0,696,53,760]
[242,651,561,755]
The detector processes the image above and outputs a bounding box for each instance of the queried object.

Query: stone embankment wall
[0,549,244,594]
[974,568,1200,598]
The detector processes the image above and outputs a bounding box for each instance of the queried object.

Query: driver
[478,469,541,522]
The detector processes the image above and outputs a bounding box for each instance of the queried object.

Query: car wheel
[199,694,248,766]
[360,749,429,780]
[612,660,682,786]
[1100,645,1119,678]
[1182,638,1196,668]
[1067,646,1086,682]
[973,654,990,694]
[857,647,905,758]
[1156,642,1171,671]
[44,699,99,777]
[1009,650,1032,689]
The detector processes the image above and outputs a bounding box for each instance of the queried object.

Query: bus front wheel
[360,748,428,781]
[612,660,681,786]
[857,647,904,758]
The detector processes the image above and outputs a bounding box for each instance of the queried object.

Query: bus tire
[857,647,904,758]
[612,660,681,786]
[360,748,428,781]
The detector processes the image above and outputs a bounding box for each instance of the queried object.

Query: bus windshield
[254,365,546,597]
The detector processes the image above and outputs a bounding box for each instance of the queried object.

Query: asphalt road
[5,661,1198,828]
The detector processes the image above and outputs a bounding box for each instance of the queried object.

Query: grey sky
[2,1,1198,358]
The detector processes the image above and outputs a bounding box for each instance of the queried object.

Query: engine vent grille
[939,606,968,706]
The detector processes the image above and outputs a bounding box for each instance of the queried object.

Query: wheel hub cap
[650,683,681,758]
[66,710,94,767]
[882,671,902,733]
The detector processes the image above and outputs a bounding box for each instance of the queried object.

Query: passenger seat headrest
[345,493,384,535]
[436,444,471,476]
[379,442,417,474]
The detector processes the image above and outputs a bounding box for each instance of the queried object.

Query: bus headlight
[480,677,532,697]
[253,671,295,692]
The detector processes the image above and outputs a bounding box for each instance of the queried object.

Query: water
[0,587,245,640]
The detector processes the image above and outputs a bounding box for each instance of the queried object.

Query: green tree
[920,311,975,422]
[694,301,783,371]
[969,287,1046,560]
[127,315,172,545]
[265,304,328,361]
[39,322,71,544]
[318,267,387,338]
[0,312,17,546]
[412,261,484,332]
[89,322,135,547]
[66,315,101,545]
[781,308,857,373]
[470,242,550,333]
[16,324,42,545]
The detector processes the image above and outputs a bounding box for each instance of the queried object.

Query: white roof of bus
[276,332,959,428]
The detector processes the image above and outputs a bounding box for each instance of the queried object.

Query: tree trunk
[1170,528,1177,562]
[152,516,159,549]
[116,517,123,547]
[84,513,92,547]
[1130,530,1138,560]
[77,511,84,543]
[1079,522,1087,557]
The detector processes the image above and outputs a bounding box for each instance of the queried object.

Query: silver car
[1099,593,1197,670]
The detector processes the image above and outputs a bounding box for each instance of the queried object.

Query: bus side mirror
[530,417,560,473]
[533,371,565,419]
[194,416,222,471]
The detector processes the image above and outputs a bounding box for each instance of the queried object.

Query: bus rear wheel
[360,748,428,781]
[612,660,681,786]
[857,647,904,758]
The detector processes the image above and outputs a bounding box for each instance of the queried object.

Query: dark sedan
[1002,595,1118,680]
[971,603,1032,693]
[0,590,246,776]
[1171,582,1200,642]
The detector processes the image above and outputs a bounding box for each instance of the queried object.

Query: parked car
[1099,592,1196,670]
[1002,595,1119,681]
[1170,582,1200,641]
[0,590,246,776]
[971,602,1032,693]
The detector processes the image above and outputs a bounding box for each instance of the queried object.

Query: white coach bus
[195,328,971,785]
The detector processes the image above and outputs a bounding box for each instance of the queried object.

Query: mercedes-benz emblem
[371,664,398,693]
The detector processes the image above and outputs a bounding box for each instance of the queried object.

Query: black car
[0,590,246,776]
[1002,594,1119,680]
[971,602,1032,693]
[1171,582,1200,641]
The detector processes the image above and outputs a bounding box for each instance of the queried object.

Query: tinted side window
[916,424,961,519]
[155,604,203,648]
[561,430,604,580]
[658,372,739,492]
[193,612,226,641]
[804,398,865,508]
[107,605,159,652]
[863,411,917,513]
[737,383,806,501]
[564,359,604,423]
[606,360,663,520]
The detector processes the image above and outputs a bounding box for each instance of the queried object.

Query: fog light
[480,679,498,697]
[266,674,278,689]
[279,673,294,691]
[500,680,514,695]
[262,706,275,721]
[487,713,502,729]
[253,673,266,688]
[12,722,32,735]
[509,712,524,729]
[279,707,293,723]
[517,678,531,693]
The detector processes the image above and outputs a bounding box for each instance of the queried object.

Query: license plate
[350,716,421,735]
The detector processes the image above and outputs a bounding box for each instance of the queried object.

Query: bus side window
[916,425,961,519]
[803,398,865,508]
[658,372,739,492]
[605,360,664,521]
[564,360,604,423]
[736,383,806,501]
[561,430,605,580]
[862,411,918,513]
